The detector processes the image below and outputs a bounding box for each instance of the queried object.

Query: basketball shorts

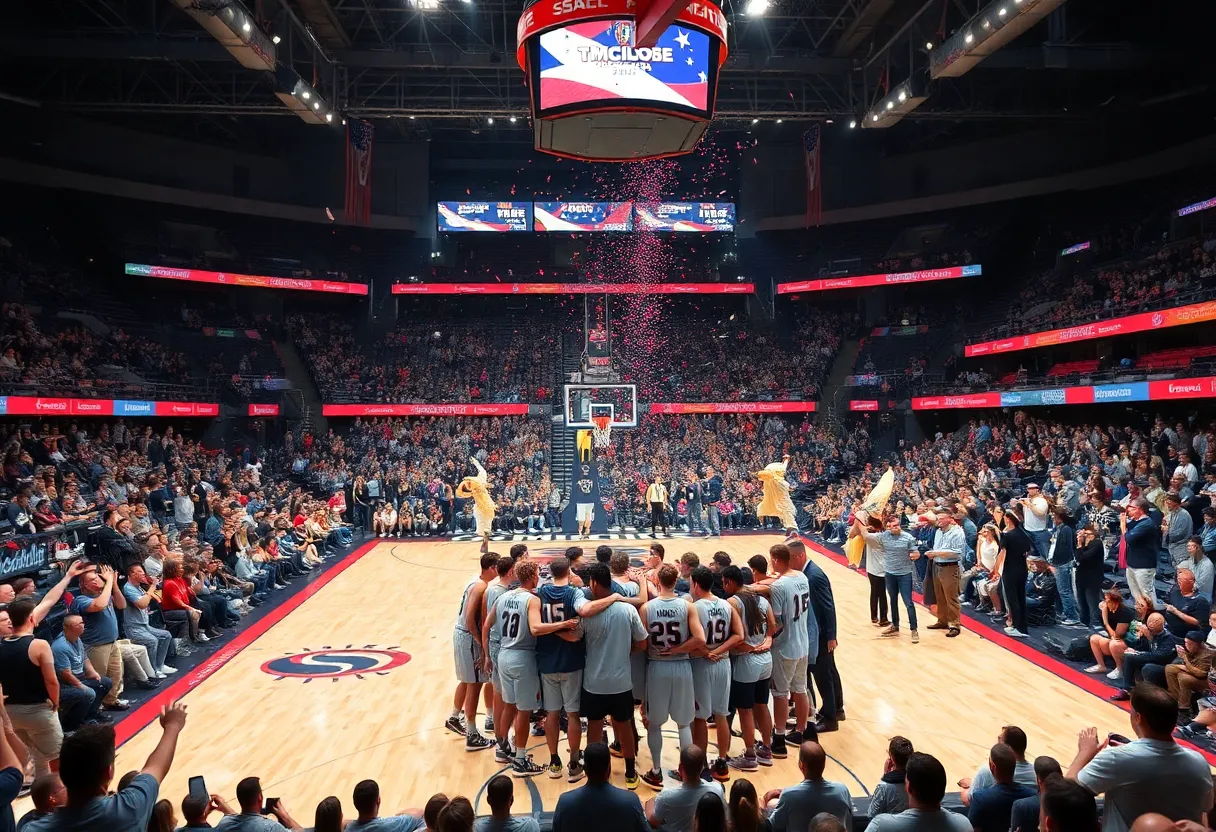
[692,659,732,719]
[497,648,541,708]
[630,651,647,701]
[729,677,771,710]
[453,630,487,685]
[541,671,583,713]
[581,688,634,723]
[770,654,809,697]
[576,502,595,522]
[488,640,502,690]
[646,660,694,726]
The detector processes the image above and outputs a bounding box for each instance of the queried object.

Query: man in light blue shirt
[215,777,303,831]
[926,515,966,637]
[864,752,971,832]
[646,746,724,832]
[475,776,540,832]
[862,516,919,640]
[344,779,424,832]
[765,741,853,832]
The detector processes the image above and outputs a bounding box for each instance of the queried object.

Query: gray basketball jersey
[582,602,647,695]
[485,582,510,645]
[616,579,640,597]
[454,578,480,633]
[768,572,811,660]
[646,596,692,661]
[497,588,536,652]
[731,594,772,683]
[695,596,733,651]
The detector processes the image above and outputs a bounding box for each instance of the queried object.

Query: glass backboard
[564,383,638,428]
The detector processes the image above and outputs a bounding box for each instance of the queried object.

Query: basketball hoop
[591,415,613,448]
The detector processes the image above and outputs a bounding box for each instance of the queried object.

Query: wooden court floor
[109,535,1139,818]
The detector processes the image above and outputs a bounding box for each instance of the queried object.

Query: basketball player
[449,552,498,751]
[639,564,705,789]
[754,543,812,760]
[573,562,646,790]
[537,557,587,782]
[494,561,578,777]
[689,566,744,781]
[574,464,596,538]
[479,556,515,740]
[721,565,776,772]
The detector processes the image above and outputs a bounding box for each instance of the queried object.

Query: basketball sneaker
[609,740,624,758]
[484,716,494,733]
[769,736,788,759]
[444,715,466,736]
[755,744,774,766]
[465,731,495,752]
[711,758,731,782]
[511,756,544,778]
[567,760,585,783]
[495,740,514,763]
[727,753,759,772]
[624,771,640,791]
[548,758,564,779]
[641,769,664,790]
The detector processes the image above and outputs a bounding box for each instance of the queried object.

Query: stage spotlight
[409,115,416,120]
[325,112,333,122]
[898,90,907,102]
[744,0,769,16]
[242,20,251,32]
[488,117,494,124]
[964,31,974,42]
[302,91,310,100]
[849,120,857,128]
[998,6,1007,15]
[886,101,894,110]
[925,41,933,49]
[312,101,320,110]
[272,34,281,44]
[751,118,759,124]
[341,118,347,125]
[981,18,991,29]
[776,118,783,124]
[871,113,878,121]
[510,116,517,123]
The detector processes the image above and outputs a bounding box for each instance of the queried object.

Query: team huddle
[447,540,822,791]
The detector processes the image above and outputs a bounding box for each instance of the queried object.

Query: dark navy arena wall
[562,440,610,534]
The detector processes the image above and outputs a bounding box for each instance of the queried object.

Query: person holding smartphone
[214,777,300,831]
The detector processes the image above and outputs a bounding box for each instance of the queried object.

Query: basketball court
[100,534,1144,817]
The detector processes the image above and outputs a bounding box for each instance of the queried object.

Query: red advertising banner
[0,397,219,417]
[964,300,1216,357]
[392,282,754,295]
[849,400,879,411]
[777,264,982,295]
[248,404,280,417]
[1148,376,1216,401]
[648,401,817,414]
[322,403,531,417]
[126,264,370,297]
[910,392,1004,410]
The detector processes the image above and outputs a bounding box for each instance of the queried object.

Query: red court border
[798,535,1216,766]
[115,539,380,747]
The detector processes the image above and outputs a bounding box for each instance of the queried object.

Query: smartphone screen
[188,776,208,804]
[262,798,280,815]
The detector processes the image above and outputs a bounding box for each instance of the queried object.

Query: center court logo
[260,647,410,681]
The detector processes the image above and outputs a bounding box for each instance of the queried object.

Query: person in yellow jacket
[755,455,797,532]
[456,457,496,553]
[646,474,669,537]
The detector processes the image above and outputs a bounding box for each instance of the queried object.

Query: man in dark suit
[788,538,844,733]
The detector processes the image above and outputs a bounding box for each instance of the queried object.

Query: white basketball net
[591,418,612,448]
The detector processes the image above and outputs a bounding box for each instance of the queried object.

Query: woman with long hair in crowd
[147,798,176,832]
[694,792,728,832]
[728,779,771,832]
[964,523,1003,615]
[436,797,475,832]
[313,796,344,832]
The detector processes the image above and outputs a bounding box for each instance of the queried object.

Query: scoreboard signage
[436,202,533,232]
[534,202,634,231]
[634,202,735,232]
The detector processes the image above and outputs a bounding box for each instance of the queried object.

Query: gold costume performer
[755,456,797,531]
[455,457,496,552]
[844,468,895,567]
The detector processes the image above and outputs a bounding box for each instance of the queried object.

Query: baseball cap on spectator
[1025,483,1040,491]
[1187,631,1206,643]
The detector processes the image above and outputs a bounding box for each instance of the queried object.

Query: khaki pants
[86,642,124,705]
[7,702,61,777]
[1165,663,1208,710]
[932,562,961,628]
